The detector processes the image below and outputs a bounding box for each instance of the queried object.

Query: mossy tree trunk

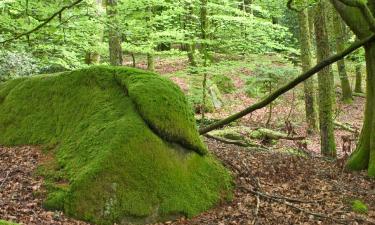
[106,0,123,66]
[200,0,209,122]
[347,43,375,174]
[330,0,375,175]
[333,13,353,102]
[185,0,197,68]
[355,64,363,93]
[314,1,336,158]
[147,53,155,71]
[146,6,155,72]
[298,9,318,134]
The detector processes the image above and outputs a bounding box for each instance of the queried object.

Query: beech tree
[314,1,336,158]
[331,0,375,175]
[332,12,353,102]
[298,9,318,134]
[106,0,123,66]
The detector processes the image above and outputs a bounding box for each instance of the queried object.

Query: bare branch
[199,34,375,134]
[0,0,85,45]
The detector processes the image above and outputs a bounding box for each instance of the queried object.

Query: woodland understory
[1,56,375,225]
[2,0,375,224]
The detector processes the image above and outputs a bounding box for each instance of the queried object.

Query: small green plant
[351,200,368,214]
[211,74,235,93]
[244,64,298,98]
[244,76,263,97]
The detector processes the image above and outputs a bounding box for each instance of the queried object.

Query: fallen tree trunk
[353,92,366,98]
[204,134,249,147]
[208,126,305,142]
[199,34,375,134]
[334,121,357,133]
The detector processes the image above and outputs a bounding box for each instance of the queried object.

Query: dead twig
[0,171,11,189]
[240,185,375,225]
[204,134,249,147]
[251,178,261,225]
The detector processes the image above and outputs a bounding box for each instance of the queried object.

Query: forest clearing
[1,0,375,224]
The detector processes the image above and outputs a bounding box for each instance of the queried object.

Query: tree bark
[200,0,208,122]
[147,53,155,71]
[331,0,375,175]
[333,12,353,102]
[355,64,363,93]
[314,1,336,158]
[347,43,375,174]
[298,9,318,134]
[106,0,123,66]
[185,0,197,67]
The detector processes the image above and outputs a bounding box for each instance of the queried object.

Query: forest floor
[1,139,375,225]
[1,125,374,225]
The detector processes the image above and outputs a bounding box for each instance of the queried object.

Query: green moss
[43,190,68,210]
[351,200,368,214]
[0,66,232,225]
[0,220,19,225]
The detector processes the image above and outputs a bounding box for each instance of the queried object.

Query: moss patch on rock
[0,66,232,225]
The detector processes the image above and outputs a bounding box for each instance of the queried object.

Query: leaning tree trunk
[333,13,353,102]
[298,9,318,134]
[314,2,336,158]
[330,0,375,175]
[346,43,375,174]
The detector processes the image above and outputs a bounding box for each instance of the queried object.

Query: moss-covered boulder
[0,66,232,225]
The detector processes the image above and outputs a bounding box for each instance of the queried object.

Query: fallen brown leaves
[1,140,375,225]
[154,139,375,225]
[0,146,90,225]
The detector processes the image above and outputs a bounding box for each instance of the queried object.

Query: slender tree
[185,0,197,67]
[298,9,318,134]
[355,64,363,93]
[200,0,209,122]
[146,5,155,71]
[106,0,123,66]
[332,12,353,102]
[314,1,336,158]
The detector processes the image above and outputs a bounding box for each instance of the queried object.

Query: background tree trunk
[355,64,363,93]
[314,1,336,158]
[298,9,318,134]
[200,0,208,122]
[185,0,197,67]
[333,12,353,102]
[147,53,155,71]
[106,0,123,66]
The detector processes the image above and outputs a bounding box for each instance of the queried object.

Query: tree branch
[199,34,375,135]
[0,0,85,45]
[337,0,375,32]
